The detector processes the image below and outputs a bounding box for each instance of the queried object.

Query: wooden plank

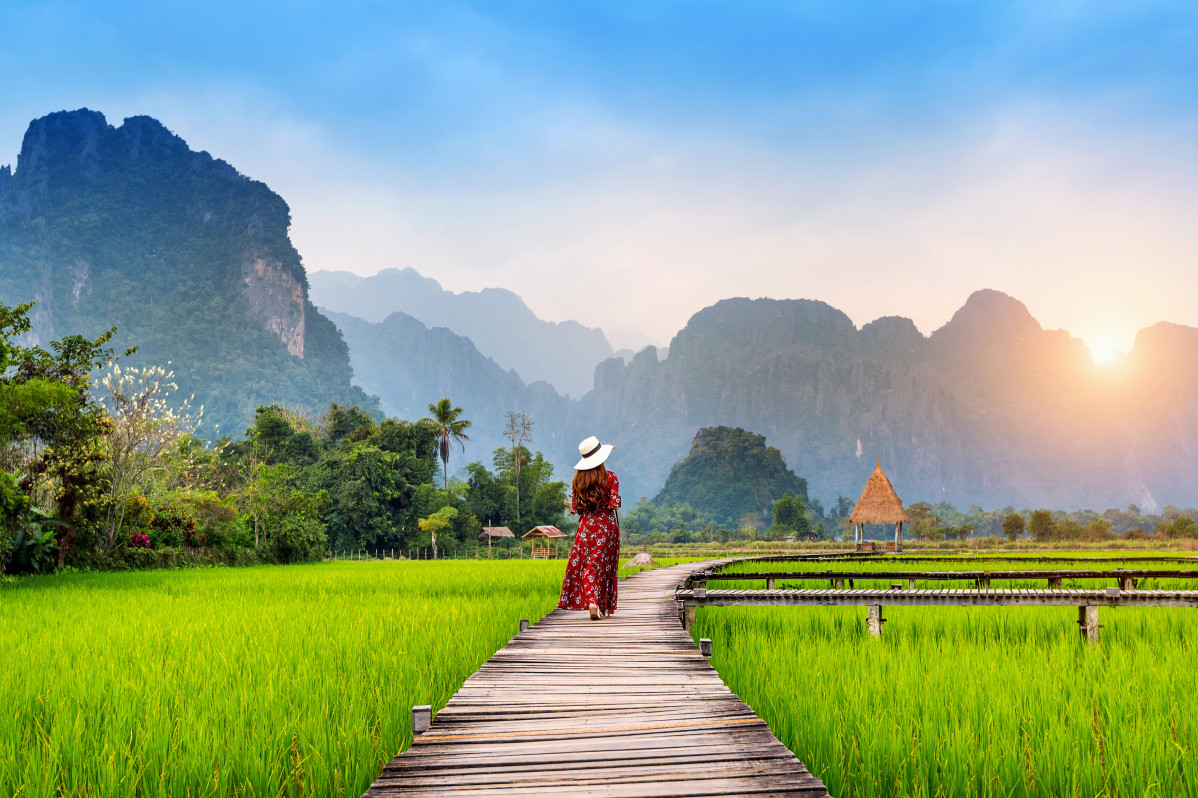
[364,561,828,797]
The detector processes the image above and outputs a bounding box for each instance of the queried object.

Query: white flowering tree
[95,363,202,555]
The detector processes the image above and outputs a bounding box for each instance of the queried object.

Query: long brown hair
[572,464,609,512]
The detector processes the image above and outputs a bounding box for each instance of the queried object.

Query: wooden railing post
[766,577,776,590]
[1078,606,1100,643]
[699,638,712,658]
[867,605,885,638]
[412,705,432,735]
[519,620,530,632]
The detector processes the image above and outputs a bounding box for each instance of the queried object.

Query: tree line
[1,301,567,575]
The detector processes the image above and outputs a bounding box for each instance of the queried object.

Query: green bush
[270,514,327,564]
[149,504,195,548]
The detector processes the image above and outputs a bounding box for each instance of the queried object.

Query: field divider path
[364,561,829,797]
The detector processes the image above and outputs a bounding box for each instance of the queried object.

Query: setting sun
[1089,341,1124,365]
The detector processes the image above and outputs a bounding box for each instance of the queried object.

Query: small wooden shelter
[479,525,514,557]
[522,525,567,559]
[849,460,911,552]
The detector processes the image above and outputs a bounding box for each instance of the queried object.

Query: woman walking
[558,435,622,621]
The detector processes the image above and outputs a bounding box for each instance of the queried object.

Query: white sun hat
[574,435,614,470]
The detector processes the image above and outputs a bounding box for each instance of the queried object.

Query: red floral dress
[558,471,622,615]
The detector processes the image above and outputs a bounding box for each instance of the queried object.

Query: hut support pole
[866,605,885,638]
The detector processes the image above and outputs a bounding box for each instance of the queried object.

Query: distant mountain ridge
[6,109,1198,513]
[322,308,572,472]
[0,109,375,435]
[574,290,1198,511]
[309,268,613,397]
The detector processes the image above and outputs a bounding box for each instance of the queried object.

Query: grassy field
[0,561,566,798]
[692,556,1198,797]
[8,551,1195,797]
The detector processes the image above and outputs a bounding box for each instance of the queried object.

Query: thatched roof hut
[849,461,910,524]
[479,525,514,557]
[849,461,909,551]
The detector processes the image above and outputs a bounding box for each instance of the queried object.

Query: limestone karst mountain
[309,268,613,398]
[4,109,1196,511]
[575,292,1198,510]
[0,109,375,436]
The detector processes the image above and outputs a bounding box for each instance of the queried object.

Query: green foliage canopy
[653,426,807,527]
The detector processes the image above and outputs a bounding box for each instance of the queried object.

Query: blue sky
[3,1,1197,354]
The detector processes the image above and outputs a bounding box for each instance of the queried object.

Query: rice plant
[0,560,565,797]
[694,564,1198,797]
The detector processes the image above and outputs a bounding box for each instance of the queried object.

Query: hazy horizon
[4,2,1197,360]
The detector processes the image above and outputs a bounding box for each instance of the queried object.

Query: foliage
[906,501,942,541]
[654,426,807,527]
[501,411,534,523]
[419,506,458,558]
[1,300,132,570]
[770,493,811,538]
[95,362,201,555]
[1156,514,1198,539]
[1002,512,1025,541]
[1028,509,1057,541]
[423,398,471,489]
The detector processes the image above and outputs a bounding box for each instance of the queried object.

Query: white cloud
[8,84,1197,356]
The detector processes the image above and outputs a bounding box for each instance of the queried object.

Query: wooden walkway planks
[364,562,829,797]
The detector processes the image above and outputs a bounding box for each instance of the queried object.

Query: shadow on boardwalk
[364,561,828,797]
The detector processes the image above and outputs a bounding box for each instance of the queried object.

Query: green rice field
[693,556,1198,797]
[0,561,566,798]
[6,553,1195,797]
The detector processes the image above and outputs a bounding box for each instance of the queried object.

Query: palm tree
[424,398,472,490]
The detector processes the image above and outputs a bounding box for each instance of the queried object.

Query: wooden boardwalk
[676,586,1198,608]
[365,562,829,797]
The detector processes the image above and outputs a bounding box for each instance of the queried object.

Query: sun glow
[1089,342,1123,366]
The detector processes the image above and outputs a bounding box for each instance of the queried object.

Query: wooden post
[1078,606,1100,643]
[866,605,884,638]
[908,578,917,590]
[1119,577,1136,591]
[766,577,776,590]
[681,604,696,631]
[412,705,432,735]
[890,583,902,591]
[1048,576,1062,589]
[699,638,712,658]
[834,577,845,589]
[519,620,530,632]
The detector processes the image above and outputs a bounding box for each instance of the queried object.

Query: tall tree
[1028,509,1057,541]
[1002,512,1025,541]
[424,399,471,490]
[502,412,534,523]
